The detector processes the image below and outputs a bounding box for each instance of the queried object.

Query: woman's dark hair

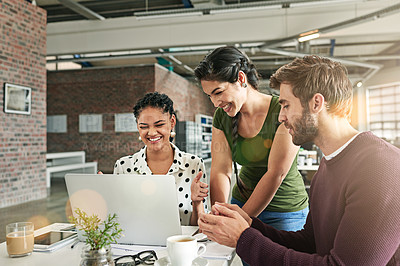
[195,46,255,198]
[133,92,175,120]
[194,46,260,90]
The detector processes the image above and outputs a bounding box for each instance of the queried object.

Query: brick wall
[0,0,47,208]
[47,64,214,174]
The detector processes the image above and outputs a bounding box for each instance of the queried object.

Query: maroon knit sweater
[236,132,400,265]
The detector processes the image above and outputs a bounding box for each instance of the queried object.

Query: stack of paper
[202,241,235,260]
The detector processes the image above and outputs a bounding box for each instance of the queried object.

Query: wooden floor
[0,179,70,243]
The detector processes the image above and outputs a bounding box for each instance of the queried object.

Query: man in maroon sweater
[198,55,400,265]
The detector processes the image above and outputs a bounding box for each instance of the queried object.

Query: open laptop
[65,173,182,246]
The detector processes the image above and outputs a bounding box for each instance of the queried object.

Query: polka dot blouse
[113,143,208,226]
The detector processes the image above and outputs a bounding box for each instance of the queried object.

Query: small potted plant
[69,208,124,266]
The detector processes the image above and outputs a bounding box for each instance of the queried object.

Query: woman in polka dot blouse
[113,92,209,226]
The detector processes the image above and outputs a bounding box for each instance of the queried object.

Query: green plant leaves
[68,208,124,250]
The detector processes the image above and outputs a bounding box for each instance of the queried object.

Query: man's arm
[202,165,400,266]
[246,215,316,253]
[199,205,338,266]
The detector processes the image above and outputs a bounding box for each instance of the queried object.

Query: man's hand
[198,204,250,247]
[191,171,208,202]
[212,202,252,226]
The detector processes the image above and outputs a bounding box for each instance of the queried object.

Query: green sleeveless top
[213,95,308,212]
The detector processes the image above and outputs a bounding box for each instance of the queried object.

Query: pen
[70,240,80,249]
[191,228,200,236]
[111,246,139,252]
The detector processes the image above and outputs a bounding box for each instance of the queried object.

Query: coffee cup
[6,222,34,258]
[306,158,313,166]
[167,235,206,266]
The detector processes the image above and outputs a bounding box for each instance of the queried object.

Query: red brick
[0,0,47,208]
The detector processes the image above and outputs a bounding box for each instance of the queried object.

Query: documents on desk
[202,241,234,260]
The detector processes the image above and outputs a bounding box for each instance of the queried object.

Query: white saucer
[154,256,208,266]
[193,233,208,242]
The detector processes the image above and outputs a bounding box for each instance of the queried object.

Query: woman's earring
[242,83,247,88]
[170,131,176,138]
[138,135,142,141]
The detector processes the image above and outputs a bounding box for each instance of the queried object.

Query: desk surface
[0,223,236,266]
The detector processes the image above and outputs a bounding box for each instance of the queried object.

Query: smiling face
[201,79,246,117]
[279,83,318,145]
[137,107,175,152]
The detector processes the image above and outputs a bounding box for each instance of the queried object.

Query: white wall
[365,65,400,87]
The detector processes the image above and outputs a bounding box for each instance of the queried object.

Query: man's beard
[288,107,318,146]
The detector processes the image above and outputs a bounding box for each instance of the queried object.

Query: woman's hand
[191,171,209,203]
[190,171,208,226]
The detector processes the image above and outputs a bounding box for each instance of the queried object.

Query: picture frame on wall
[3,83,31,115]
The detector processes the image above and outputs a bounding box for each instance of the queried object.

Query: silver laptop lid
[65,173,182,246]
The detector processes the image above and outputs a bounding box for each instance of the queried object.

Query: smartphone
[34,231,77,250]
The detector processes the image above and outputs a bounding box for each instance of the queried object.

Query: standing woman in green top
[194,46,309,231]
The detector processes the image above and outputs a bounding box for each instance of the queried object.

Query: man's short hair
[269,55,353,119]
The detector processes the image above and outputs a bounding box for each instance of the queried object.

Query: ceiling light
[298,30,320,42]
[136,11,203,20]
[168,55,182,65]
[356,81,363,88]
[183,65,194,73]
[290,0,358,8]
[209,5,281,15]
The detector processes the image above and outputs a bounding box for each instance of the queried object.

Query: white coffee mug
[167,235,206,266]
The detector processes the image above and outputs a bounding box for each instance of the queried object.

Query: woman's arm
[242,124,299,217]
[210,127,234,206]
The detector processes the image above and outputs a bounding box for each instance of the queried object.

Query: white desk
[0,223,236,266]
[46,151,98,194]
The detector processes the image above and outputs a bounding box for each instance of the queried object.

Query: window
[115,113,138,132]
[367,83,400,141]
[79,114,102,133]
[47,115,67,133]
